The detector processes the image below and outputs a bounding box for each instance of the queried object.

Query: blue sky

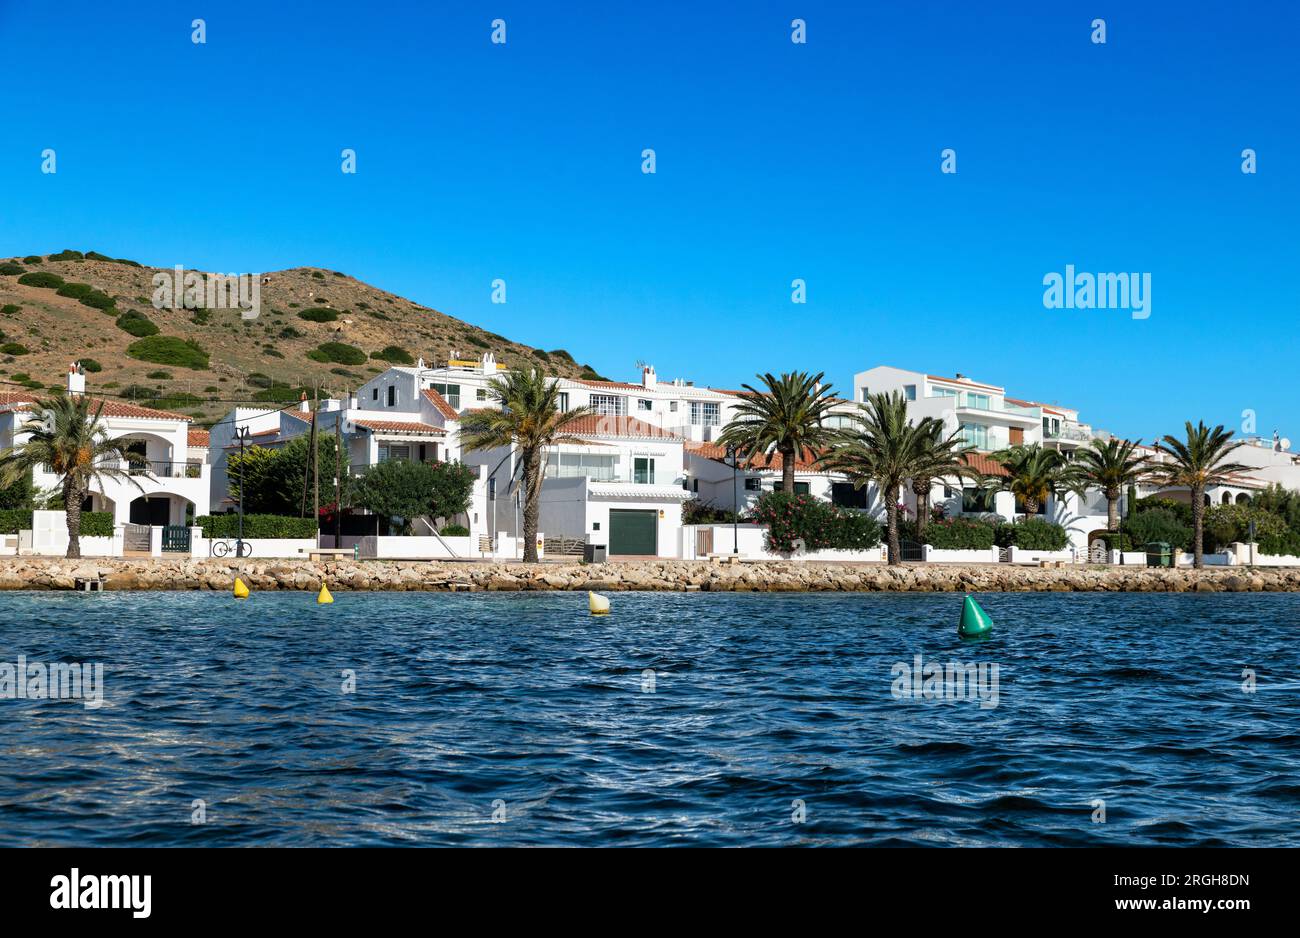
[1,1,1295,441]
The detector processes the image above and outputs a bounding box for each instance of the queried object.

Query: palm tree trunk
[521,447,542,563]
[1023,496,1039,520]
[913,480,929,540]
[63,480,82,560]
[1192,485,1204,568]
[886,483,901,565]
[781,449,796,495]
[1106,488,1119,531]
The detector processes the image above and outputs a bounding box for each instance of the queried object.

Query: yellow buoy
[317,582,334,604]
[588,591,610,615]
[233,577,250,599]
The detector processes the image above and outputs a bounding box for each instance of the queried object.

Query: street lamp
[236,425,250,558]
[726,444,739,555]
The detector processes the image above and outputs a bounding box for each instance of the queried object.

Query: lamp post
[726,444,739,555]
[236,425,250,557]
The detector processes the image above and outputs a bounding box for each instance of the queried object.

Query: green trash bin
[1145,541,1172,567]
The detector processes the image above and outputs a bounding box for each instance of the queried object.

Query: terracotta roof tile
[353,418,445,436]
[559,413,680,440]
[961,452,1011,477]
[0,392,191,421]
[567,378,647,392]
[188,429,210,447]
[685,441,826,471]
[422,388,460,421]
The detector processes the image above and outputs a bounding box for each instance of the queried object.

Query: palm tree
[0,394,143,558]
[818,390,941,564]
[1149,421,1249,567]
[1067,437,1150,531]
[457,369,594,563]
[981,444,1067,520]
[909,424,978,540]
[716,371,844,494]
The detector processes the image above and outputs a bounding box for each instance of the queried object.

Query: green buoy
[958,595,993,637]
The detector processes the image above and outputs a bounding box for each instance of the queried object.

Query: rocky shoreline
[2,557,1299,593]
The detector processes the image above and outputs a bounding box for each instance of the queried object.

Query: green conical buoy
[958,595,993,637]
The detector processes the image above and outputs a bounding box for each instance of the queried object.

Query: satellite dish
[1281,438,1292,452]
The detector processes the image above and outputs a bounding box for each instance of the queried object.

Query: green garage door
[609,509,658,555]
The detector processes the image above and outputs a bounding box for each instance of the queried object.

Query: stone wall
[2,557,1299,592]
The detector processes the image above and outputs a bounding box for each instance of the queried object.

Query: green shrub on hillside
[307,342,366,365]
[116,310,160,337]
[56,282,94,298]
[119,385,161,399]
[371,345,413,364]
[79,289,116,310]
[84,251,112,261]
[16,271,63,288]
[252,385,309,403]
[21,256,42,265]
[297,307,338,323]
[126,336,209,369]
[0,262,24,276]
[246,373,274,388]
[48,249,84,261]
[0,342,29,356]
[146,370,172,380]
[80,358,103,372]
[0,305,19,315]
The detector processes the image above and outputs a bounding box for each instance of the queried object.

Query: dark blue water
[1,590,1298,846]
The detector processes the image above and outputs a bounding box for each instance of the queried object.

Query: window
[859,387,870,402]
[692,479,699,492]
[964,392,990,410]
[1042,417,1060,437]
[669,401,678,412]
[823,414,856,430]
[744,478,762,491]
[386,385,396,407]
[476,388,487,401]
[633,457,655,484]
[903,384,917,401]
[590,394,625,417]
[932,386,957,398]
[379,444,410,462]
[943,486,957,499]
[431,383,460,409]
[638,399,653,412]
[592,522,600,531]
[371,387,379,401]
[963,487,994,513]
[959,422,989,448]
[831,482,868,509]
[773,481,811,495]
[557,392,569,411]
[689,401,720,426]
[544,451,617,480]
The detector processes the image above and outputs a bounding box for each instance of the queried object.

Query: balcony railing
[1044,425,1093,442]
[925,394,1038,418]
[95,459,205,479]
[547,467,678,485]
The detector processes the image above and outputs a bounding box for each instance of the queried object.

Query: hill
[0,249,607,423]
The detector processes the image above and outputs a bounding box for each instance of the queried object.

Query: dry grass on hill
[0,249,606,424]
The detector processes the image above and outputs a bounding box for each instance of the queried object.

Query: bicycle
[211,539,253,558]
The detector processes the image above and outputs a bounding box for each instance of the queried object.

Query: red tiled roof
[0,392,191,421]
[353,419,445,436]
[961,452,1011,477]
[685,441,826,472]
[188,429,210,447]
[422,388,459,421]
[559,413,680,440]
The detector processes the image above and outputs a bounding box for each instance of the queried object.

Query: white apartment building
[1,365,210,529]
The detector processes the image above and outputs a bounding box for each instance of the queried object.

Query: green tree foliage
[226,434,344,517]
[351,459,476,534]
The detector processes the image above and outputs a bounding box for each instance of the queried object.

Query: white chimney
[299,392,310,413]
[416,356,425,370]
[67,362,86,396]
[642,364,657,389]
[481,351,496,375]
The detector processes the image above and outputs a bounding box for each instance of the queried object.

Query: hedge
[995,517,1070,550]
[918,517,996,550]
[1259,532,1300,557]
[0,509,33,534]
[439,524,470,537]
[197,514,319,539]
[0,510,111,536]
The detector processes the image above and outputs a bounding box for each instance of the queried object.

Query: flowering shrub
[751,491,880,553]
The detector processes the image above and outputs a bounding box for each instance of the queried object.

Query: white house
[0,364,210,529]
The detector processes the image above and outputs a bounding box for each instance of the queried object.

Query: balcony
[546,466,679,485]
[924,393,1039,421]
[1044,423,1093,443]
[92,459,206,479]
